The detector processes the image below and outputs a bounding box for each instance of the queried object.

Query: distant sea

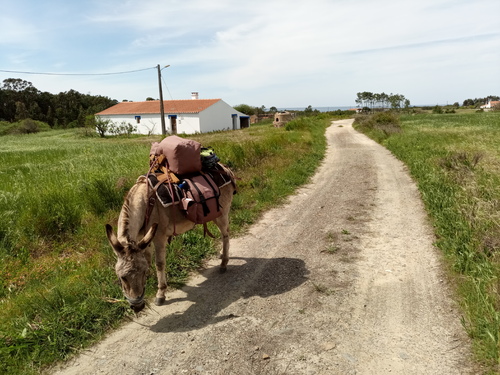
[277,106,355,112]
[277,105,447,112]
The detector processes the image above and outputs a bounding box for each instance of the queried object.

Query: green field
[0,114,342,374]
[356,112,500,373]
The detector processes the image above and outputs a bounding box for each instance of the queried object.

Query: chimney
[191,92,199,100]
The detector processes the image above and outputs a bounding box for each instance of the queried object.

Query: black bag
[200,147,220,170]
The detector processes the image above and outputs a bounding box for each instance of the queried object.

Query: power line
[0,66,156,76]
[161,74,174,100]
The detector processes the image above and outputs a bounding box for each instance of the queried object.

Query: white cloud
[1,0,498,107]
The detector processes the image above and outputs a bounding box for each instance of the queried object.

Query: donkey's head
[105,224,158,313]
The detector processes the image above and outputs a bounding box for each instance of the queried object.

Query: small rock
[254,346,260,351]
[322,342,336,351]
[399,352,409,360]
[262,353,270,360]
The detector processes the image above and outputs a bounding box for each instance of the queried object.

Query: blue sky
[1,0,499,108]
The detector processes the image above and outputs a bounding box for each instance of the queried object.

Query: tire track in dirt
[52,119,473,375]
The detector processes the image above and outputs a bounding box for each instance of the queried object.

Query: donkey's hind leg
[213,214,230,273]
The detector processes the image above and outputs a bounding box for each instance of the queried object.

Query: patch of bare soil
[51,119,473,375]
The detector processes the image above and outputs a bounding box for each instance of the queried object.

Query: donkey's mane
[118,177,148,244]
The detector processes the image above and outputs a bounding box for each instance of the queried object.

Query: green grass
[355,112,500,373]
[0,114,338,374]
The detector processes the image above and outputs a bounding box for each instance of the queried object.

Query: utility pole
[157,64,166,135]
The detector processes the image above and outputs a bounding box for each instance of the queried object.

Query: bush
[433,105,443,114]
[93,116,111,138]
[0,119,51,135]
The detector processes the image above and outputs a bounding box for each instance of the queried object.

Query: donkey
[105,171,235,313]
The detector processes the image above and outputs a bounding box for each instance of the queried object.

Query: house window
[135,116,141,124]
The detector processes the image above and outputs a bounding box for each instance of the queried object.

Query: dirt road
[52,119,473,375]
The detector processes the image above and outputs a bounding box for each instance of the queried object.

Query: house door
[240,116,250,129]
[232,114,238,130]
[168,115,177,134]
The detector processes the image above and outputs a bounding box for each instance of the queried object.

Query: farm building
[273,111,294,127]
[480,100,500,111]
[95,93,249,135]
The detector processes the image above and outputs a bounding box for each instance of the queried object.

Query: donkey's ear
[138,223,158,250]
[105,224,124,254]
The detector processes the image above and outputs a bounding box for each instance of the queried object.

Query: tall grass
[356,112,500,372]
[353,111,402,142]
[0,115,334,374]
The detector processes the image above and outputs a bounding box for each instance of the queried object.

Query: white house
[480,100,500,112]
[95,93,250,135]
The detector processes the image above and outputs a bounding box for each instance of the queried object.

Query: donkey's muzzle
[130,300,145,313]
[126,291,145,313]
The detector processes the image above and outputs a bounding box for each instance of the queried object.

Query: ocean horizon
[277,104,451,112]
[277,106,355,112]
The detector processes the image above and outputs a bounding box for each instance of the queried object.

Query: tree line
[462,96,499,108]
[355,91,410,111]
[233,104,325,116]
[0,78,117,128]
[233,104,278,116]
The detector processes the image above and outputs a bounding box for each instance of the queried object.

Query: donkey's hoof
[219,266,227,274]
[154,297,166,306]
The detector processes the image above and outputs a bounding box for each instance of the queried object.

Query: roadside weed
[322,244,340,254]
[311,281,334,295]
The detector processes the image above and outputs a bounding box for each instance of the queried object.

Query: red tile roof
[96,99,221,115]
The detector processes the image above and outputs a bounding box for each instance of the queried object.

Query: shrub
[94,116,112,138]
[0,119,51,135]
[433,105,443,114]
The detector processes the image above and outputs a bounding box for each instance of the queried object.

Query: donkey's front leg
[214,215,230,273]
[153,235,171,305]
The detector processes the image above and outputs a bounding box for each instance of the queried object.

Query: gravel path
[52,119,473,375]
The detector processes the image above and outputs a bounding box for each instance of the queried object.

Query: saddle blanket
[146,164,233,208]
